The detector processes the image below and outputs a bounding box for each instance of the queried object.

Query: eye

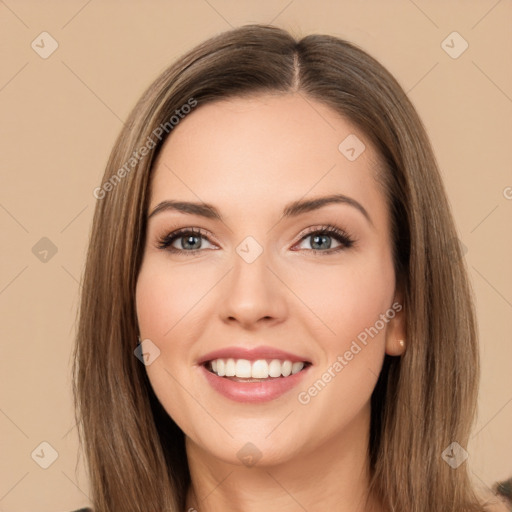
[293,224,355,254]
[156,224,355,256]
[156,228,217,254]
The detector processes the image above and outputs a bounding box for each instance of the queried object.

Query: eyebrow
[147,193,373,227]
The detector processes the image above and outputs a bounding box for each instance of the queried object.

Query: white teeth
[292,362,304,374]
[268,359,282,377]
[225,358,236,377]
[251,360,268,378]
[235,359,252,378]
[281,360,292,377]
[208,358,308,378]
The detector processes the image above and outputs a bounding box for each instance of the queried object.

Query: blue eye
[157,228,215,254]
[156,224,355,255]
[294,225,355,254]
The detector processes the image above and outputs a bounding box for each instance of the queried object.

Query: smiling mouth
[205,358,312,381]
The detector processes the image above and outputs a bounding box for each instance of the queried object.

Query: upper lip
[197,345,312,365]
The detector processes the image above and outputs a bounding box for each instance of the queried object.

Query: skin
[135,92,406,512]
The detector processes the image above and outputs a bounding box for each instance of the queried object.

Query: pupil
[183,235,201,250]
[312,234,331,250]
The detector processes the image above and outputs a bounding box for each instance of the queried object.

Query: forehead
[149,93,386,223]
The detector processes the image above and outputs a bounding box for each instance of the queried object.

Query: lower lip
[201,364,311,403]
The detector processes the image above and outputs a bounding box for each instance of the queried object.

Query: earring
[398,339,405,349]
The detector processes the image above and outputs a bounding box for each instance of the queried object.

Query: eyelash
[156,224,355,256]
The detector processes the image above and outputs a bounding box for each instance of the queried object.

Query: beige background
[0,1,511,510]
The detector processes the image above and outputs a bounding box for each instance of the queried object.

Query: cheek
[135,258,213,340]
[135,259,209,432]
[290,253,395,436]
[288,249,396,349]
[136,269,171,337]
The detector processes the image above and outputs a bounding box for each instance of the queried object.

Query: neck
[184,405,383,512]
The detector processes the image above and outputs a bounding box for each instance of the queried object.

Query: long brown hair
[73,24,482,511]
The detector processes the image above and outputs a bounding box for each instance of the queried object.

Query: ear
[385,288,406,356]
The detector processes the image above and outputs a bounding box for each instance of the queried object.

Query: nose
[218,248,288,329]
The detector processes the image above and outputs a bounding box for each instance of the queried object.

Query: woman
[73,24,496,511]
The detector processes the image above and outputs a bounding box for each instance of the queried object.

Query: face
[136,93,405,467]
